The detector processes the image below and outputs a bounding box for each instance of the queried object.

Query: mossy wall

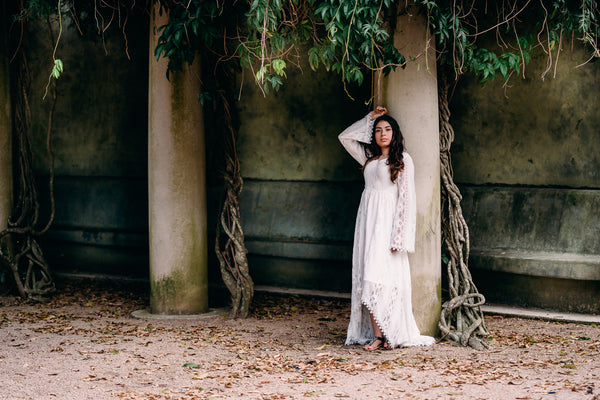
[451,49,600,188]
[224,61,370,292]
[0,5,12,232]
[237,71,368,182]
[449,44,600,313]
[24,15,149,275]
[0,5,13,292]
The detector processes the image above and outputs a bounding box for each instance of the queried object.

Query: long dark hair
[363,115,405,183]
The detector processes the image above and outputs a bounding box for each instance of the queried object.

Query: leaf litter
[0,279,599,399]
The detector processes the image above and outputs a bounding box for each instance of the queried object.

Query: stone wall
[0,4,13,291]
[210,65,370,292]
[24,16,149,276]
[450,45,600,313]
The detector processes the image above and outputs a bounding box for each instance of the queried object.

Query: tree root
[438,74,489,349]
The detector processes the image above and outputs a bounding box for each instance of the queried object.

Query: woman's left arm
[390,153,417,253]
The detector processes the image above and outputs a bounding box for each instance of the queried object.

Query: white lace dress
[339,115,435,348]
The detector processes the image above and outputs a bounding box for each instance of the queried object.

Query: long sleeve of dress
[390,153,417,253]
[338,114,374,165]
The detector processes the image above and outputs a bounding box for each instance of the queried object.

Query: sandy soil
[1,279,599,400]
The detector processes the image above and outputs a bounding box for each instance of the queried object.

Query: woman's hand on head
[369,106,387,120]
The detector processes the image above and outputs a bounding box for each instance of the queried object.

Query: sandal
[364,336,385,351]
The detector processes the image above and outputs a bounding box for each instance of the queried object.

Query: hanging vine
[0,16,58,299]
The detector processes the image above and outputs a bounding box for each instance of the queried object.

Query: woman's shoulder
[402,152,413,161]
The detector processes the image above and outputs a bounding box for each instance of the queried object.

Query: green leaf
[499,63,507,78]
[256,65,268,82]
[54,59,63,73]
[51,59,64,79]
[272,59,286,77]
[308,47,320,70]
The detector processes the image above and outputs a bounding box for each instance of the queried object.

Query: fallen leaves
[1,283,600,399]
[303,390,327,396]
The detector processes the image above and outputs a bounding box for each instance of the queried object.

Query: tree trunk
[437,73,489,350]
[214,95,253,319]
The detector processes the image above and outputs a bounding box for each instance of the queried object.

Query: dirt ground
[1,279,599,400]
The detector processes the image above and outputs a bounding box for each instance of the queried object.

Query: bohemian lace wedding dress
[339,114,435,348]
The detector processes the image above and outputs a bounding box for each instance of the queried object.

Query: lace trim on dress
[390,168,409,251]
[338,114,375,166]
[339,114,373,143]
[390,153,415,252]
[365,115,374,143]
[361,280,435,348]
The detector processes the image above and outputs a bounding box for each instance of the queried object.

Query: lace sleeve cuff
[338,114,373,165]
[338,114,373,144]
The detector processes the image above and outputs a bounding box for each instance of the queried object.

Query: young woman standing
[339,106,435,350]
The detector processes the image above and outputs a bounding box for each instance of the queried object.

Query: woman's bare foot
[364,336,385,351]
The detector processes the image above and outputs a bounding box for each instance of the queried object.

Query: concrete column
[377,7,441,335]
[148,3,208,314]
[0,4,13,242]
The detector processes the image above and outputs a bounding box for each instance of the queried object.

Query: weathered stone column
[148,4,208,314]
[0,4,13,243]
[376,7,441,335]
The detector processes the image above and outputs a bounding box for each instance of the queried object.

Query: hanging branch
[437,73,488,350]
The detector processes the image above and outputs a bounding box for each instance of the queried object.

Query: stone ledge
[246,239,351,261]
[131,308,227,320]
[471,249,600,281]
[481,303,600,324]
[45,228,147,247]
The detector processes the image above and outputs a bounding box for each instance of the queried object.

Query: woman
[339,106,435,350]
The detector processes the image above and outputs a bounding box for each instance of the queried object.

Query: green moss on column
[148,3,208,315]
[150,243,208,314]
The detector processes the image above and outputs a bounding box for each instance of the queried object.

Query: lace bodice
[338,115,416,253]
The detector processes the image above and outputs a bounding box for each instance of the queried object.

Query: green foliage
[310,0,405,84]
[151,0,600,90]
[14,0,57,20]
[419,0,599,83]
[12,1,600,89]
[153,0,221,76]
[152,0,404,93]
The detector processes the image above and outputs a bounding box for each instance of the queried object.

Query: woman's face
[374,120,393,151]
